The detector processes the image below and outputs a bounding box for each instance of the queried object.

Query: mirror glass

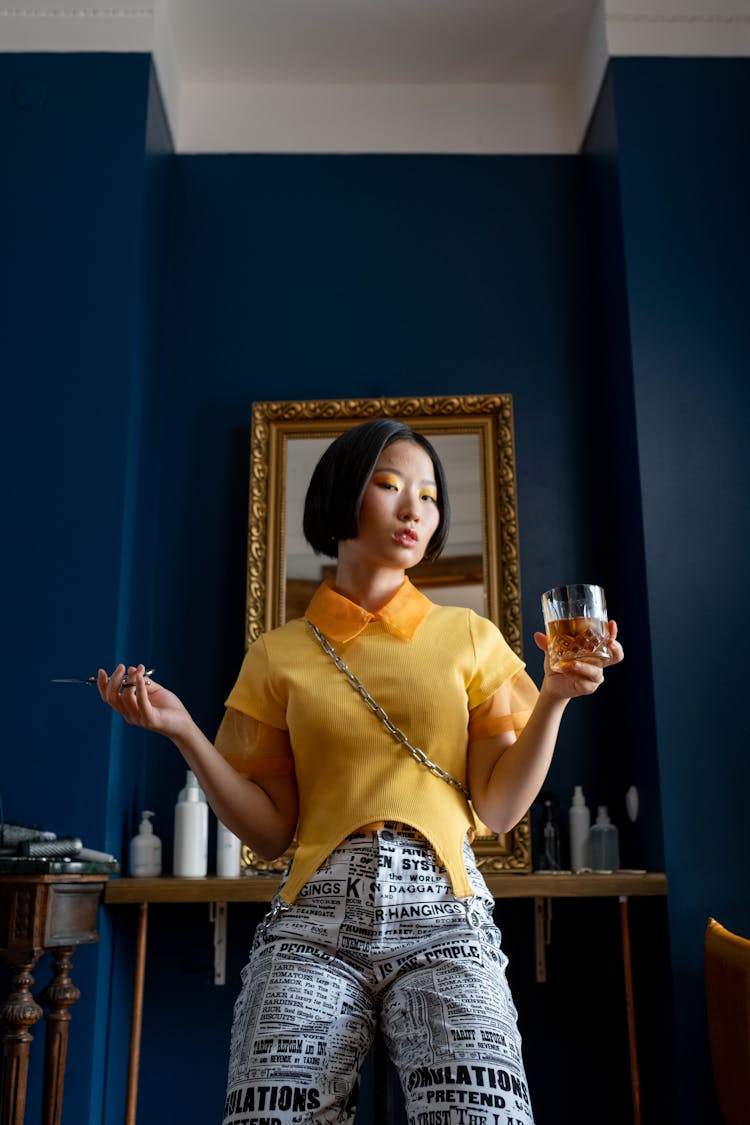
[244,395,530,873]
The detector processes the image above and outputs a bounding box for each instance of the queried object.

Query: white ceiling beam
[176,80,579,155]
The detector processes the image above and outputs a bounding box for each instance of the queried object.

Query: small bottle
[173,770,208,877]
[129,810,162,877]
[569,785,592,872]
[591,805,620,872]
[625,785,639,823]
[540,799,561,871]
[216,820,241,878]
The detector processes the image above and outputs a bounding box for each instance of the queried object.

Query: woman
[100,418,623,1125]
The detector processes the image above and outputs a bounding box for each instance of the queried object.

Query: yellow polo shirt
[224,579,537,903]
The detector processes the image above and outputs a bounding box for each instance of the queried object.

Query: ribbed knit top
[225,579,536,903]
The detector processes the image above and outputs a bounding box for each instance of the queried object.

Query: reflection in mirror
[244,396,530,873]
[283,433,486,622]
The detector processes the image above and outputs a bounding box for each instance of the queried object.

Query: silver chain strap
[306,620,471,800]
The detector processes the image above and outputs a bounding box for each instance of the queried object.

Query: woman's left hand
[533,620,623,701]
[97,663,194,740]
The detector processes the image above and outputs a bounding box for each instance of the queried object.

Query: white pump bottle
[129,810,162,877]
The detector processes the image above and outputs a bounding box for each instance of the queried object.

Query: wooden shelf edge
[104,876,282,904]
[104,871,667,905]
[484,871,667,898]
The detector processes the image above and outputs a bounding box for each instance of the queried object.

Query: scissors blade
[51,676,98,685]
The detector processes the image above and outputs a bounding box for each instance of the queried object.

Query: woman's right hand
[97,664,194,741]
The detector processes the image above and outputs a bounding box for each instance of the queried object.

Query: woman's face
[344,439,441,571]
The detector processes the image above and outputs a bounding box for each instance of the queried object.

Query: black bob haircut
[303,419,451,563]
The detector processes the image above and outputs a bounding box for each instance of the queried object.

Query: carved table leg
[0,957,43,1125]
[39,947,80,1125]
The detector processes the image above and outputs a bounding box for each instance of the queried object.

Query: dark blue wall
[1,50,154,852]
[0,52,170,1125]
[607,56,750,1123]
[3,48,747,1125]
[137,151,648,1125]
[581,71,662,877]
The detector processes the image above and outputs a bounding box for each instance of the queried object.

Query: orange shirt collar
[305,577,433,644]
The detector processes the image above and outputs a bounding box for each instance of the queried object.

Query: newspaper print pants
[224,826,534,1125]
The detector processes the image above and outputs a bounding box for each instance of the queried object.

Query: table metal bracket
[209,902,228,986]
[534,896,552,983]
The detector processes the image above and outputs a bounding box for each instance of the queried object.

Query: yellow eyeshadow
[371,471,437,500]
[372,471,401,488]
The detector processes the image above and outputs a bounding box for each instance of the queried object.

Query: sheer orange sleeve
[214,708,295,779]
[467,668,538,743]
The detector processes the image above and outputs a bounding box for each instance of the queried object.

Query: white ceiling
[2,1,749,152]
[164,0,594,85]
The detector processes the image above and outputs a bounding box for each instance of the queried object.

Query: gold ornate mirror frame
[244,394,531,874]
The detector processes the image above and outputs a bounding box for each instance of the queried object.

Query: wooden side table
[0,862,114,1125]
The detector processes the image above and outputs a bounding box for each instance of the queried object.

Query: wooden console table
[0,863,114,1125]
[105,870,666,1125]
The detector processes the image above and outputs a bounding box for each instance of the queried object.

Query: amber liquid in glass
[546,616,611,670]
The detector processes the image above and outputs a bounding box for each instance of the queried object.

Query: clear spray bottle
[569,786,591,872]
[591,805,620,872]
[540,799,561,871]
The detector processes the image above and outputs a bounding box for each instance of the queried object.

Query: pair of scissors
[51,669,156,690]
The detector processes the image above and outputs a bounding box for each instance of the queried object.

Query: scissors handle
[121,669,156,689]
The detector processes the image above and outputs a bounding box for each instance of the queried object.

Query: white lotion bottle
[216,820,242,877]
[130,810,162,877]
[569,786,592,872]
[173,770,208,877]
